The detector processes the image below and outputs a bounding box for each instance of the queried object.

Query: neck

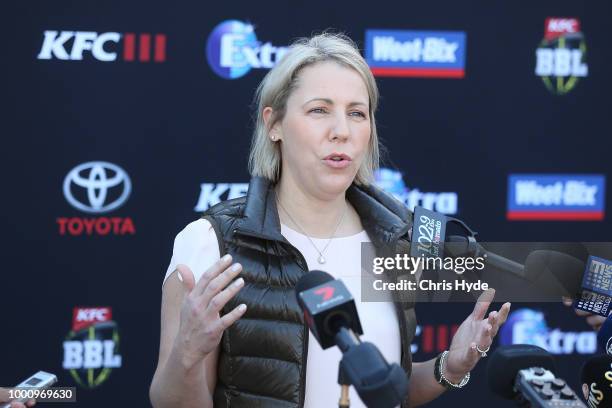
[276,177,349,238]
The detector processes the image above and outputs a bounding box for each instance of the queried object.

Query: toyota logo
[63,161,132,214]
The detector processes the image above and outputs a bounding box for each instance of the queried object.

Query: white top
[164,219,401,408]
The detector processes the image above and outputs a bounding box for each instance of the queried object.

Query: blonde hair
[248,32,380,185]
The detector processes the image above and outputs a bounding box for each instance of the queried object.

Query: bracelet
[434,350,470,390]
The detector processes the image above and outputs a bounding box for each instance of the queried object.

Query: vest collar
[234,176,411,248]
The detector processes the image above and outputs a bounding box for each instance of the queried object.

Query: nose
[330,112,350,142]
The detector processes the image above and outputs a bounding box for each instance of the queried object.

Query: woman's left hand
[443,288,511,382]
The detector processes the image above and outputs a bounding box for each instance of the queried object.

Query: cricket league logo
[535,18,588,95]
[62,307,122,389]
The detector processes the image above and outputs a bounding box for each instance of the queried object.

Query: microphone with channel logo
[580,354,612,407]
[410,206,527,278]
[295,270,408,408]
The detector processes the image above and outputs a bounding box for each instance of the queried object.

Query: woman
[150,33,511,407]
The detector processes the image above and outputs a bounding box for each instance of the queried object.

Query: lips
[323,153,352,169]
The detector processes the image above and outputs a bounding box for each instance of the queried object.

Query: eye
[309,107,327,114]
[349,111,367,118]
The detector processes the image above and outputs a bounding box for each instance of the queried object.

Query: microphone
[523,250,585,299]
[295,270,408,408]
[580,354,612,407]
[411,206,527,278]
[597,314,612,355]
[445,234,526,278]
[487,344,586,407]
[410,207,610,310]
[294,270,364,350]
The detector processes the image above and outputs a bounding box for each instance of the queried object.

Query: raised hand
[444,289,511,382]
[174,255,247,368]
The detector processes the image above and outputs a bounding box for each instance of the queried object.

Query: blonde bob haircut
[248,32,380,186]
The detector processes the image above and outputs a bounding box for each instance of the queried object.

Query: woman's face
[270,61,371,199]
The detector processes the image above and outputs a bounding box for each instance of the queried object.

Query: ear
[263,107,281,141]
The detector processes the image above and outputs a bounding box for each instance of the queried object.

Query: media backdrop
[3,0,611,406]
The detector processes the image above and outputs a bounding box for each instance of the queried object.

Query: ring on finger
[472,343,490,357]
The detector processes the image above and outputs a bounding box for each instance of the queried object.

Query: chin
[316,172,357,196]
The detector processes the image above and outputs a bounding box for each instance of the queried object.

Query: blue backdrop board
[3,1,611,406]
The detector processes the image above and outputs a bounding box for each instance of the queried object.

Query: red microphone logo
[314,286,335,301]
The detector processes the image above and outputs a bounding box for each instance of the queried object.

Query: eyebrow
[302,98,368,108]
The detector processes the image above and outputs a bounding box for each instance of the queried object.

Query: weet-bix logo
[365,29,466,78]
[507,174,605,221]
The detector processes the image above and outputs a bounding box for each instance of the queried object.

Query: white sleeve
[163,218,221,287]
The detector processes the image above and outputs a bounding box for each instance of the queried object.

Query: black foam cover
[531,242,590,264]
[295,270,363,349]
[524,250,585,298]
[295,270,333,301]
[487,344,555,399]
[580,354,612,406]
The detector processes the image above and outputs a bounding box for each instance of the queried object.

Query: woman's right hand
[173,254,247,369]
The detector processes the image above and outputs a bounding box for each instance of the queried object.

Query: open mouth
[323,153,352,168]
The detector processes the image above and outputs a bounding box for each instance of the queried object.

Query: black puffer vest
[202,177,417,407]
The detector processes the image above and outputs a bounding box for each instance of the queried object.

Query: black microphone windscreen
[524,250,585,297]
[532,242,590,263]
[487,344,555,399]
[295,270,334,300]
[580,354,612,405]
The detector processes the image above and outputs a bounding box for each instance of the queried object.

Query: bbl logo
[63,307,122,389]
[535,18,588,95]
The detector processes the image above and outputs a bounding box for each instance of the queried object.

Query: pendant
[317,255,326,264]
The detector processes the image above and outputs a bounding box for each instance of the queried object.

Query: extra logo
[58,161,135,236]
[507,174,605,221]
[206,20,288,79]
[499,308,596,355]
[365,29,466,78]
[535,18,588,95]
[374,168,458,215]
[38,30,166,62]
[62,307,122,389]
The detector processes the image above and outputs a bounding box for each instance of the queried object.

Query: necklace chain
[276,197,347,264]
